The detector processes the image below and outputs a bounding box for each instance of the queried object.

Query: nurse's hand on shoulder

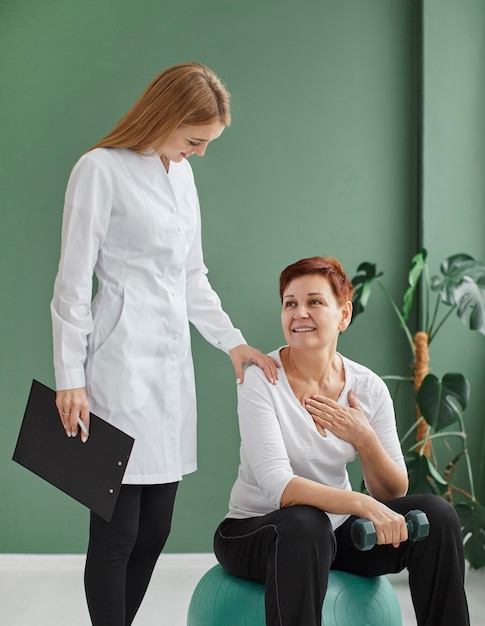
[229,344,280,385]
[55,387,90,443]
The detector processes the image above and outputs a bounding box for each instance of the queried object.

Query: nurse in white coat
[50,62,278,626]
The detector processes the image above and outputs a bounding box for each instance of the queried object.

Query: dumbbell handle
[351,509,429,551]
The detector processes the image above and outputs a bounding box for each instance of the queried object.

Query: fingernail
[81,434,88,443]
[66,431,72,438]
[236,378,241,385]
[72,431,77,437]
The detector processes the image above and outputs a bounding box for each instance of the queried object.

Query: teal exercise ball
[324,570,402,625]
[187,565,402,626]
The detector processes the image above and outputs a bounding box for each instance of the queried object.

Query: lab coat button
[171,354,177,361]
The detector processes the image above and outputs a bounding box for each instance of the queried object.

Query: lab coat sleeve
[50,153,113,390]
[184,171,246,353]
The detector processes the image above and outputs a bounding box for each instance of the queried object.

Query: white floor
[0,553,483,625]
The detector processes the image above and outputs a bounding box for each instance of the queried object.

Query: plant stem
[413,417,477,502]
[376,280,415,355]
[423,264,431,331]
[429,304,456,344]
[427,295,441,338]
[408,431,467,452]
[449,484,474,501]
[400,417,421,447]
[457,412,477,502]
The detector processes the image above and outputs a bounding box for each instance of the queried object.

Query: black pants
[84,482,178,626]
[214,494,469,626]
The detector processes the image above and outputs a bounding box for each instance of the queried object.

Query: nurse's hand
[229,344,280,385]
[55,387,90,443]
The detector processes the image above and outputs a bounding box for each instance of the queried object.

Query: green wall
[1,0,482,554]
[422,0,485,497]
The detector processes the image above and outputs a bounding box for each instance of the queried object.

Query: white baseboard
[0,553,217,571]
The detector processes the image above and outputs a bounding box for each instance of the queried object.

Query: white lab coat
[51,147,245,484]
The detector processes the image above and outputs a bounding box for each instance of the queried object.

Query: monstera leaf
[453,276,485,335]
[405,453,448,496]
[417,373,470,431]
[402,249,426,322]
[350,262,383,320]
[431,254,485,334]
[455,501,485,569]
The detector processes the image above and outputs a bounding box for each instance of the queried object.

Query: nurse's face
[158,121,225,164]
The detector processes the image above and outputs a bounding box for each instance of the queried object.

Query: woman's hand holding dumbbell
[351,498,410,549]
[351,510,430,551]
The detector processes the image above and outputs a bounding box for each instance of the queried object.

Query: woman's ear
[338,301,353,332]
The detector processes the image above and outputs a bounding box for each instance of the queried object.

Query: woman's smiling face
[157,121,225,164]
[281,274,352,350]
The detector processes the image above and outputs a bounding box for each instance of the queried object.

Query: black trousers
[214,494,470,626]
[84,482,178,626]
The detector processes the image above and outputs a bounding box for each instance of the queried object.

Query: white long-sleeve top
[227,348,406,529]
[51,147,245,484]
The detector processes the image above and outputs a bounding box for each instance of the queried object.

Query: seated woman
[214,256,469,626]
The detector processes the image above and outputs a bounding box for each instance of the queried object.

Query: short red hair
[279,256,354,305]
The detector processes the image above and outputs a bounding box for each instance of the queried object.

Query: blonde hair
[92,62,231,153]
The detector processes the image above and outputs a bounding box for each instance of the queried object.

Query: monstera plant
[351,250,485,569]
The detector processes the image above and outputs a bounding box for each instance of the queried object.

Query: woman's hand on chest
[304,389,372,447]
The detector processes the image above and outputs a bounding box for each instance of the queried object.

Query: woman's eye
[284,301,296,308]
[188,140,200,147]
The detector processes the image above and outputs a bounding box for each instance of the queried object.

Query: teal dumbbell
[351,509,429,551]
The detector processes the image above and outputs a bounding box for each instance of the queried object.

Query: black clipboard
[13,379,135,522]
